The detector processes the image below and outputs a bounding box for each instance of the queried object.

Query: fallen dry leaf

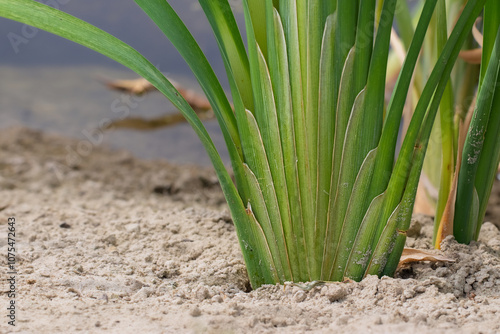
[104,77,157,95]
[100,77,215,130]
[398,248,455,268]
[103,77,212,111]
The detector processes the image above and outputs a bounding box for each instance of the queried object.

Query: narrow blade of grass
[330,148,378,281]
[343,192,386,281]
[247,0,267,58]
[352,0,375,95]
[434,0,456,242]
[360,0,397,154]
[473,11,500,239]
[328,48,356,231]
[333,0,357,102]
[134,0,241,156]
[279,0,316,279]
[198,0,253,111]
[365,203,402,277]
[256,44,300,280]
[380,136,426,277]
[474,79,500,239]
[315,13,336,272]
[242,0,297,280]
[321,0,336,26]
[269,9,309,282]
[243,164,286,282]
[306,0,322,208]
[245,109,293,281]
[245,205,281,283]
[322,88,366,279]
[455,27,500,243]
[368,0,437,201]
[479,0,500,88]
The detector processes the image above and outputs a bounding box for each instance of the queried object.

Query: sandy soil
[0,127,499,334]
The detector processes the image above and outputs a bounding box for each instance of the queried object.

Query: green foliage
[0,0,490,288]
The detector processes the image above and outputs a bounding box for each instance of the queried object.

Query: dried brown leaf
[104,77,157,95]
[103,77,212,111]
[398,248,455,267]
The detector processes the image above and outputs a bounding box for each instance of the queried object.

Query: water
[0,0,240,166]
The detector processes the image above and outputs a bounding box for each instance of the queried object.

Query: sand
[0,127,499,334]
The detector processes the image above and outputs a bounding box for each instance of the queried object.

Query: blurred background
[0,0,242,165]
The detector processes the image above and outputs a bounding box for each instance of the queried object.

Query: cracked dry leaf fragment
[398,248,455,268]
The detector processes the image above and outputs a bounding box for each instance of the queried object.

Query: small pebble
[293,290,307,303]
[102,234,118,246]
[190,306,202,317]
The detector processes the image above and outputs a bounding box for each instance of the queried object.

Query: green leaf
[269,9,310,282]
[374,0,486,244]
[322,88,366,279]
[333,0,357,105]
[343,193,386,281]
[244,109,293,281]
[279,0,316,278]
[305,0,322,206]
[134,0,241,157]
[368,0,437,200]
[315,13,336,272]
[198,0,253,111]
[434,0,456,242]
[352,0,375,95]
[366,203,402,277]
[480,0,500,88]
[381,133,427,277]
[247,0,267,58]
[474,71,500,239]
[455,26,500,243]
[255,44,300,280]
[330,48,356,210]
[331,148,378,281]
[243,164,286,282]
[245,205,281,284]
[360,0,397,154]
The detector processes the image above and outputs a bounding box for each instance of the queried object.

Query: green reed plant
[0,0,487,288]
[447,1,500,245]
[394,0,500,247]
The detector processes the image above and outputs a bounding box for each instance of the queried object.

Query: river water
[0,0,241,166]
